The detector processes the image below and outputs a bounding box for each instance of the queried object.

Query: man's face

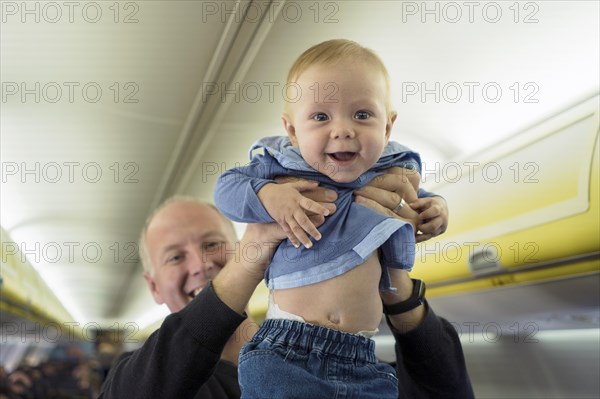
[143,202,236,313]
[283,60,393,183]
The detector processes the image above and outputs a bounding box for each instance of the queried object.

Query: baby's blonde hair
[284,39,393,117]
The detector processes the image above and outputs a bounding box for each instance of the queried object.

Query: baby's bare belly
[271,253,383,333]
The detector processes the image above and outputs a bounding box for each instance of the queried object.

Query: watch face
[384,279,426,315]
[417,279,426,298]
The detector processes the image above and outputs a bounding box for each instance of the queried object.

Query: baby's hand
[409,196,448,242]
[258,180,330,248]
[395,167,420,204]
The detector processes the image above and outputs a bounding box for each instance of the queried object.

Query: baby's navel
[326,312,341,326]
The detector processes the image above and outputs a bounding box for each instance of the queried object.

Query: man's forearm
[99,283,245,398]
[381,270,426,333]
[212,223,278,314]
[212,264,262,315]
[391,302,475,398]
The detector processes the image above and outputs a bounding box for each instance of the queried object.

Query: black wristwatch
[383,279,426,315]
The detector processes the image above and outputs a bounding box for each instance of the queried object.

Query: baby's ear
[385,111,398,142]
[282,113,298,145]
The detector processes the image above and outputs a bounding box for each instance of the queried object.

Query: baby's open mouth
[328,152,357,162]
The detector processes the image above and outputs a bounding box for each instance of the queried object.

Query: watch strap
[383,279,426,315]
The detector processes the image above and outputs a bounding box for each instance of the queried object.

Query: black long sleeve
[390,302,475,399]
[98,282,245,399]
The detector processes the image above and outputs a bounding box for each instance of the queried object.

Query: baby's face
[283,61,393,183]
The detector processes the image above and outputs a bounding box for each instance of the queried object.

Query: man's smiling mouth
[189,287,203,299]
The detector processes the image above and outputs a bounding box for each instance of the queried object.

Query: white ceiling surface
[1,1,599,328]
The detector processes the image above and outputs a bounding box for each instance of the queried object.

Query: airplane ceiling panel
[1,1,240,324]
[188,0,599,199]
[1,0,598,330]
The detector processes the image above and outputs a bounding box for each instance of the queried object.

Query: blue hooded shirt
[214,136,423,290]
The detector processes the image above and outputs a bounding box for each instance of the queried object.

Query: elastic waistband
[255,319,377,364]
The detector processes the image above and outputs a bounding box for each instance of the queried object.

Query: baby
[215,39,426,398]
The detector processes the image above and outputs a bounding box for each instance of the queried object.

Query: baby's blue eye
[355,111,369,120]
[313,113,329,122]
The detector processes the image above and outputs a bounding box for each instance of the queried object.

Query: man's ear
[144,271,164,305]
[282,113,298,145]
[385,111,397,143]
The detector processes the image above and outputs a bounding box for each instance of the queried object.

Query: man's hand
[354,168,448,242]
[354,168,420,232]
[355,167,419,208]
[258,180,330,248]
[354,193,419,233]
[214,213,325,314]
[240,213,327,280]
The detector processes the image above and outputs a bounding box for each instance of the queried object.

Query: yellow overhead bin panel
[247,96,600,317]
[412,95,600,292]
[1,228,76,326]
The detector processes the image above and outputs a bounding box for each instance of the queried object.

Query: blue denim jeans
[238,319,398,399]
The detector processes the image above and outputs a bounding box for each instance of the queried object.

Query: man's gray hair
[138,196,237,275]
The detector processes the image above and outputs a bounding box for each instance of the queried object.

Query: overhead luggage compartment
[411,95,600,296]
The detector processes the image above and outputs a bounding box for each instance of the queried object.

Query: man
[99,174,473,398]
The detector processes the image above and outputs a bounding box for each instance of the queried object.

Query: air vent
[468,246,503,275]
